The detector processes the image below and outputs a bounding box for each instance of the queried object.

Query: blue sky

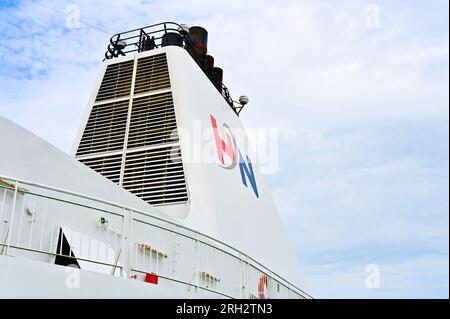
[0,0,448,298]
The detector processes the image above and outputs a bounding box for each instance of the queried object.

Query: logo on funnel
[210,114,259,198]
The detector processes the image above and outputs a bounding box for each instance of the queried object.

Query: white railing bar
[0,184,123,218]
[130,268,234,299]
[4,181,18,255]
[3,244,123,268]
[27,195,37,250]
[125,209,132,277]
[49,204,56,254]
[0,188,7,223]
[39,200,46,251]
[16,189,27,246]
[0,175,128,214]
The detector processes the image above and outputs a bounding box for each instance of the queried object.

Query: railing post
[239,253,244,299]
[195,234,199,291]
[4,181,19,256]
[121,208,132,278]
[120,208,126,277]
[138,29,143,53]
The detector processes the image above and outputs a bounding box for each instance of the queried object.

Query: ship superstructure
[0,22,311,299]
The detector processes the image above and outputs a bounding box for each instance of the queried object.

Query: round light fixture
[239,95,249,105]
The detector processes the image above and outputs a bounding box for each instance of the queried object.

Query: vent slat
[134,54,170,94]
[122,170,185,181]
[123,177,186,188]
[76,100,128,156]
[124,161,183,170]
[123,146,188,206]
[95,60,134,102]
[125,152,181,161]
[127,92,177,149]
[79,154,122,184]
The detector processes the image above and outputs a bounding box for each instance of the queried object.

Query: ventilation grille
[77,53,188,206]
[123,146,188,205]
[127,92,177,149]
[96,60,134,102]
[79,154,123,184]
[76,100,128,156]
[134,54,170,95]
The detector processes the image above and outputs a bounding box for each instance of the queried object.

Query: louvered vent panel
[79,154,122,184]
[123,146,188,205]
[76,100,128,156]
[134,54,170,94]
[96,60,134,102]
[127,92,177,149]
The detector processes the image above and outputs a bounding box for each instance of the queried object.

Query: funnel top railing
[104,22,247,116]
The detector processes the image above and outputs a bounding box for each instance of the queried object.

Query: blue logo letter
[238,151,259,198]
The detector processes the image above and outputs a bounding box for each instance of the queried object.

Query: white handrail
[0,174,312,299]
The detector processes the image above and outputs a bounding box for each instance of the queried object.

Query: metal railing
[103,22,243,116]
[0,175,311,299]
[105,22,184,59]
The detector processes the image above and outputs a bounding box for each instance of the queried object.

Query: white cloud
[304,254,449,298]
[269,120,448,297]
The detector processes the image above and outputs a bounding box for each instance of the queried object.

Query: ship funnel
[189,26,208,55]
[205,55,214,74]
[212,67,223,91]
[161,32,183,47]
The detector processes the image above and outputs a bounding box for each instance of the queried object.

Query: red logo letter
[210,114,235,165]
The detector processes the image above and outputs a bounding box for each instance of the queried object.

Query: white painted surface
[164,46,308,291]
[0,255,215,299]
